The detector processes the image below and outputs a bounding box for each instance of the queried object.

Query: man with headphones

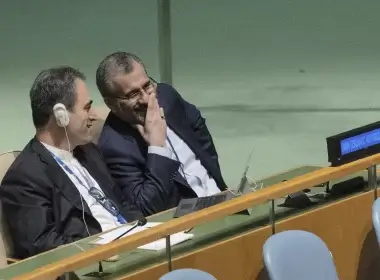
[0,66,144,259]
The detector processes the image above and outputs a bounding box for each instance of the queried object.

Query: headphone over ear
[53,103,70,127]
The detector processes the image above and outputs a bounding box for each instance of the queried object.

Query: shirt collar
[40,142,73,161]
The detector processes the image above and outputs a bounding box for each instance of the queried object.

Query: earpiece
[53,103,70,127]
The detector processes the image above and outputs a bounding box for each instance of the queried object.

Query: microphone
[112,217,147,241]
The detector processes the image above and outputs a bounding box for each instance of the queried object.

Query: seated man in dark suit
[96,52,227,216]
[0,66,143,259]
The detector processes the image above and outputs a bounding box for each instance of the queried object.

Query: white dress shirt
[41,142,121,232]
[148,127,221,197]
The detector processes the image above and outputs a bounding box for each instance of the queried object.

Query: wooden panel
[118,226,272,280]
[117,191,378,280]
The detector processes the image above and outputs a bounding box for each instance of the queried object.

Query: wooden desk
[122,191,377,280]
[1,165,376,280]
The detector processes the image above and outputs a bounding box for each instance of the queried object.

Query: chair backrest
[0,150,21,267]
[0,201,7,268]
[159,268,217,280]
[372,197,380,243]
[91,106,110,144]
[263,230,339,280]
[0,151,20,183]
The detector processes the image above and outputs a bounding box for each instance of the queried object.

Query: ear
[103,97,121,113]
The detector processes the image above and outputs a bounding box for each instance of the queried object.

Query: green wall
[1,0,380,185]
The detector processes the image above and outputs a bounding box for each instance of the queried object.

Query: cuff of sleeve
[148,146,173,159]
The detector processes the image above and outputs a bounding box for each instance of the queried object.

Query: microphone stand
[84,218,147,278]
[112,218,147,241]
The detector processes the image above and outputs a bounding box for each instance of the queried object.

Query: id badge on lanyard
[51,153,127,224]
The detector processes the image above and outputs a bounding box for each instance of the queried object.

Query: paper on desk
[91,225,146,245]
[91,222,162,245]
[90,222,194,250]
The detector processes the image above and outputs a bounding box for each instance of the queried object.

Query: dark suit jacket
[0,138,143,259]
[97,83,227,216]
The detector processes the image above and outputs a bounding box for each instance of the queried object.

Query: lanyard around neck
[51,153,94,191]
[167,136,186,178]
[166,136,208,195]
[50,152,127,223]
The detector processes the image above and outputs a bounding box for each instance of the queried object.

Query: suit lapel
[32,139,92,215]
[74,146,119,204]
[156,85,204,162]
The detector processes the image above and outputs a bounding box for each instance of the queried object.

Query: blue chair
[372,197,380,244]
[159,268,217,280]
[263,230,339,280]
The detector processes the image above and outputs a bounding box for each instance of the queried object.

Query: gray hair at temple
[95,52,146,98]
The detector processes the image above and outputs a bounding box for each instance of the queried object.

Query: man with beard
[0,66,143,259]
[96,52,227,216]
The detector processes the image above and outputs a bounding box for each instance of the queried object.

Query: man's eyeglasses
[115,79,156,103]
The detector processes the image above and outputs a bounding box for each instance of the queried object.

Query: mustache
[134,105,148,113]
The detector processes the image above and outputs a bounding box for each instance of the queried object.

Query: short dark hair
[30,66,86,129]
[96,52,144,97]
